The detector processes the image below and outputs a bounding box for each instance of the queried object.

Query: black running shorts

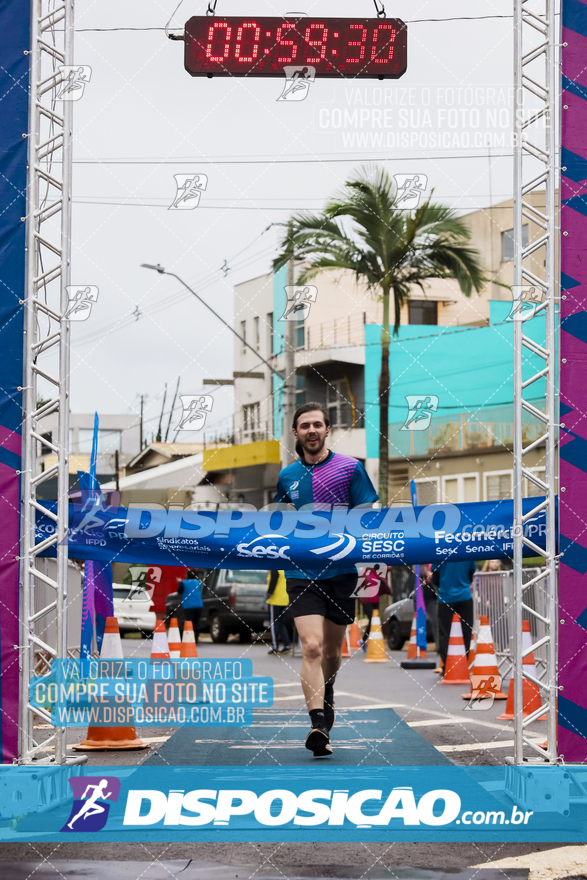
[285,573,357,626]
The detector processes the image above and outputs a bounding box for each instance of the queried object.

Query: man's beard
[300,435,326,456]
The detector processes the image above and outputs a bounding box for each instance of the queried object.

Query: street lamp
[140,263,281,378]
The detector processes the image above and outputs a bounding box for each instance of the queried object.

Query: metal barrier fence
[473,569,546,678]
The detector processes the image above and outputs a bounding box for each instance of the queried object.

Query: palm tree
[273,165,487,506]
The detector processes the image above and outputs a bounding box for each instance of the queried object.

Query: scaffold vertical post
[511,0,559,765]
[19,0,83,765]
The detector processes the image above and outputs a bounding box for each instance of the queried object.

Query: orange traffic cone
[151,620,170,659]
[440,614,470,684]
[348,618,362,650]
[74,617,147,751]
[462,616,507,700]
[405,613,429,660]
[341,628,351,658]
[364,613,389,663]
[167,617,181,658]
[468,625,477,668]
[180,620,198,658]
[498,620,546,720]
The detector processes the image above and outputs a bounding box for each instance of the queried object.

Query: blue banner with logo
[0,765,584,842]
[36,498,551,571]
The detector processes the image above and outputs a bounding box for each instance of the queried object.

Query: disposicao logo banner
[0,766,583,842]
[34,497,553,571]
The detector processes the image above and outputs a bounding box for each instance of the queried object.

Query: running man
[275,402,378,757]
[67,779,112,829]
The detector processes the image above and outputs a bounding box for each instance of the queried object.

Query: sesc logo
[236,535,291,560]
[61,776,120,832]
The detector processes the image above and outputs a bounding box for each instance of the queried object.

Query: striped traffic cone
[151,620,170,659]
[498,620,546,720]
[440,614,470,684]
[341,628,351,658]
[167,618,182,658]
[348,618,362,650]
[400,612,436,669]
[73,617,147,751]
[462,616,507,700]
[180,620,198,658]
[364,613,389,663]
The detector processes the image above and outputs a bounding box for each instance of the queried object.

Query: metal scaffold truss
[19,0,81,765]
[511,0,558,764]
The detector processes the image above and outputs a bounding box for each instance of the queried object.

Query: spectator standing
[432,559,476,669]
[266,570,292,655]
[177,569,204,642]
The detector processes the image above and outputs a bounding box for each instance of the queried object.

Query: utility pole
[282,219,297,469]
[139,395,144,450]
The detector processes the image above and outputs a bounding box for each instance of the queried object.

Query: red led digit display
[184,17,407,78]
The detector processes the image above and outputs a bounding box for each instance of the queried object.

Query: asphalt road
[59,634,546,768]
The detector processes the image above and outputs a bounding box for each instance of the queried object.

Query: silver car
[113,584,157,636]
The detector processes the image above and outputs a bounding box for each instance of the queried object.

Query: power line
[71,153,514,165]
[75,16,515,33]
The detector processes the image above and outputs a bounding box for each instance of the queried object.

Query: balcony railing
[305,313,367,350]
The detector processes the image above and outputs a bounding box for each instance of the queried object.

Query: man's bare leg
[322,618,347,688]
[295,614,327,710]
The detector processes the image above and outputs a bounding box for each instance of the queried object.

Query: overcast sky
[68,0,515,442]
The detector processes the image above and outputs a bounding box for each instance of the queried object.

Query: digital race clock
[184,17,407,79]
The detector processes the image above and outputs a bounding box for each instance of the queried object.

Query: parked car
[113,583,157,637]
[165,568,269,643]
[381,566,434,650]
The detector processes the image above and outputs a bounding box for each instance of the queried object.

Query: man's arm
[266,570,279,597]
[349,461,379,507]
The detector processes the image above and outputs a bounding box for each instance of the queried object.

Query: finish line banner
[35,498,551,571]
[0,765,584,842]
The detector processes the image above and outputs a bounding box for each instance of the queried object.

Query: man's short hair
[292,402,330,431]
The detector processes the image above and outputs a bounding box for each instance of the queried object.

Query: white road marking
[342,703,404,711]
[230,744,368,750]
[437,739,543,753]
[408,717,515,733]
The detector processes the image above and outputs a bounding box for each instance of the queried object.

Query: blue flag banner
[35,498,551,571]
[409,480,427,652]
[0,764,584,842]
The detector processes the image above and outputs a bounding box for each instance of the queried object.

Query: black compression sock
[309,708,326,728]
[324,683,334,707]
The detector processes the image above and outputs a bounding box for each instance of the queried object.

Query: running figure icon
[277,65,316,102]
[401,394,439,431]
[67,780,112,830]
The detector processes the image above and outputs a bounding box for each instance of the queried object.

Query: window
[267,312,274,355]
[295,318,305,349]
[254,316,260,351]
[501,224,529,262]
[242,401,261,438]
[485,470,512,501]
[326,379,352,429]
[295,374,305,409]
[240,320,247,353]
[408,300,438,325]
[414,477,439,505]
[442,473,479,503]
[77,429,121,454]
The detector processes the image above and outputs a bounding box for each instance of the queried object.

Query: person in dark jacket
[177,569,204,642]
[431,559,476,668]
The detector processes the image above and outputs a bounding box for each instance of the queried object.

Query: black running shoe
[324,685,335,732]
[305,726,332,757]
